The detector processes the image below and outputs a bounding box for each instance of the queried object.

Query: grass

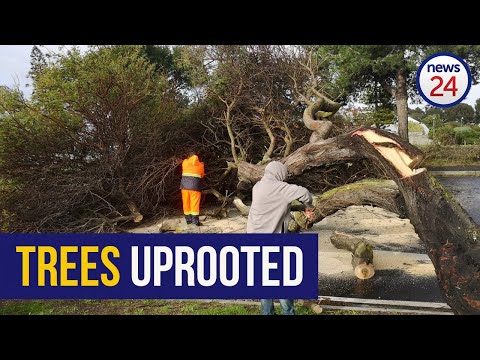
[0,299,403,315]
[421,144,480,167]
[408,122,425,133]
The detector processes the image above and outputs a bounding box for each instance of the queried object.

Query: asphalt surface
[319,270,444,302]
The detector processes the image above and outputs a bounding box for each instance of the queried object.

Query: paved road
[311,206,445,302]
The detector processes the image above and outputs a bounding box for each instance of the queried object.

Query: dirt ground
[129,204,437,282]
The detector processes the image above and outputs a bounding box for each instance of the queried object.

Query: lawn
[0,299,388,315]
[421,144,480,167]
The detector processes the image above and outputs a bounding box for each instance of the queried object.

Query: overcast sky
[1,45,480,109]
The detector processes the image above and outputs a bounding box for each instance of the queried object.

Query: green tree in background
[317,45,480,141]
[422,114,440,129]
[474,98,480,124]
[424,105,445,123]
[0,45,192,232]
[143,45,192,96]
[355,106,396,128]
[317,45,426,140]
[408,107,426,121]
[443,103,475,124]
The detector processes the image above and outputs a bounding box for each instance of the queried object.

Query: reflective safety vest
[180,155,205,191]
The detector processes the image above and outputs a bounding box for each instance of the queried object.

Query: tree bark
[296,299,323,314]
[289,178,404,231]
[396,68,409,141]
[234,177,404,231]
[351,128,480,314]
[303,98,334,142]
[237,133,362,183]
[261,116,276,162]
[225,104,239,164]
[282,122,293,157]
[232,197,250,216]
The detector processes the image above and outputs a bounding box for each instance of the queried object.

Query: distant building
[380,117,432,145]
[380,117,429,135]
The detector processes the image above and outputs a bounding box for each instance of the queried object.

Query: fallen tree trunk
[291,179,404,230]
[310,178,405,223]
[235,123,480,313]
[350,128,480,314]
[289,178,403,231]
[237,133,362,183]
[331,231,375,280]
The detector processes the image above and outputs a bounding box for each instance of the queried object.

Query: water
[435,176,480,224]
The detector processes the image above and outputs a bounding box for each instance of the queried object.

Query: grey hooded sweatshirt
[246,161,313,233]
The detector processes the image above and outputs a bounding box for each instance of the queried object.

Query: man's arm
[283,183,313,206]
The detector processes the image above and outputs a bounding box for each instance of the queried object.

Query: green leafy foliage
[443,103,475,123]
[474,98,480,124]
[409,107,426,121]
[353,106,395,128]
[0,46,195,232]
[456,126,480,144]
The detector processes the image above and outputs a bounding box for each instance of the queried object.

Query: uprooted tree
[1,45,479,314]
[232,81,480,314]
[182,45,479,314]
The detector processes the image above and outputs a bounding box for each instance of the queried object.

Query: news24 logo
[416,52,472,108]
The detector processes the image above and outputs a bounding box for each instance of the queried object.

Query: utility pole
[432,117,435,143]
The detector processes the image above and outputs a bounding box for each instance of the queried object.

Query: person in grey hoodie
[247,161,314,315]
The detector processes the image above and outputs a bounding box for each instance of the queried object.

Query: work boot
[185,215,192,224]
[192,215,202,226]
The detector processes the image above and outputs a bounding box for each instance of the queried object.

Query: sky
[1,45,480,109]
[0,45,89,96]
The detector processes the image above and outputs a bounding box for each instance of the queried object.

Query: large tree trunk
[396,68,409,141]
[236,119,480,313]
[289,178,404,231]
[237,133,362,183]
[350,128,480,314]
[288,179,404,231]
[237,178,403,230]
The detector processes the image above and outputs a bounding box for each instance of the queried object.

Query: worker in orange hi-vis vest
[180,152,205,226]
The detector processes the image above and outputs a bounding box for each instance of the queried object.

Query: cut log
[330,231,375,280]
[354,263,375,280]
[351,127,480,314]
[297,299,323,314]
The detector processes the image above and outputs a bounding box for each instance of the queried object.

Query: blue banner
[0,233,318,299]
